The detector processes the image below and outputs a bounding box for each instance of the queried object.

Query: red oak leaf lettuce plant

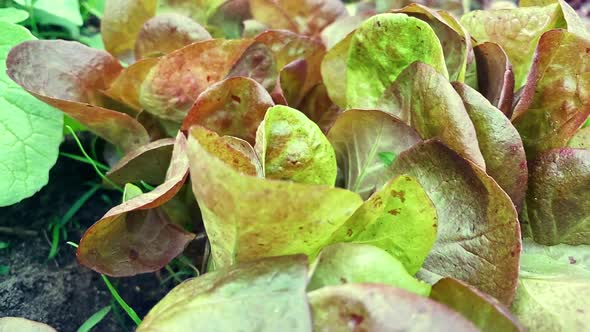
[5,0,590,331]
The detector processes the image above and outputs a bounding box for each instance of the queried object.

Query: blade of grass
[77,306,111,332]
[60,152,110,172]
[101,275,142,326]
[66,242,141,326]
[66,126,123,192]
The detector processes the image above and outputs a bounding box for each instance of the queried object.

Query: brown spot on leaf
[346,228,353,237]
[231,95,241,103]
[569,256,577,264]
[348,313,364,328]
[129,249,139,260]
[390,190,406,202]
[388,209,400,216]
[340,277,348,283]
[373,196,383,208]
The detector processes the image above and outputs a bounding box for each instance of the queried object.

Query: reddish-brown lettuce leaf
[106,138,175,187]
[378,62,486,169]
[273,58,307,107]
[104,57,160,112]
[254,30,326,98]
[250,0,347,36]
[453,82,527,210]
[512,30,590,159]
[187,125,363,267]
[208,0,252,39]
[460,3,565,89]
[138,255,311,332]
[6,40,149,152]
[181,77,274,145]
[390,140,521,305]
[431,278,525,332]
[139,39,253,122]
[473,42,515,117]
[527,148,590,245]
[298,83,341,134]
[134,13,211,60]
[309,283,479,332]
[102,0,158,62]
[77,133,195,276]
[327,109,422,200]
[391,4,469,82]
[226,42,277,91]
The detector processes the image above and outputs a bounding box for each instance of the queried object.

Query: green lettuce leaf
[390,140,521,305]
[453,82,528,210]
[256,105,337,186]
[378,62,486,169]
[328,175,437,275]
[138,255,311,332]
[431,278,525,332]
[327,109,422,200]
[391,4,468,82]
[512,239,590,332]
[0,8,29,23]
[0,22,63,207]
[309,283,479,331]
[187,125,363,267]
[526,148,590,245]
[346,13,448,109]
[308,243,431,296]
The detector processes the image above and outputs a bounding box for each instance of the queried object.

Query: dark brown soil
[0,136,177,331]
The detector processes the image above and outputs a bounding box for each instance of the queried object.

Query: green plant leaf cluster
[4,0,590,330]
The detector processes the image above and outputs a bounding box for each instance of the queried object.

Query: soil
[0,136,179,331]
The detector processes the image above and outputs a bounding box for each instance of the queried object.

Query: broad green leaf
[77,133,195,276]
[187,125,363,267]
[378,62,486,169]
[346,13,448,109]
[309,284,479,332]
[512,30,590,159]
[392,4,468,82]
[0,8,29,23]
[0,22,63,207]
[15,0,83,26]
[472,42,515,117]
[431,278,525,332]
[6,40,149,153]
[390,140,520,305]
[134,13,211,60]
[526,148,590,245]
[0,317,56,332]
[327,109,421,200]
[256,105,337,185]
[250,0,347,36]
[512,239,590,332]
[308,243,431,296]
[138,255,311,332]
[453,82,527,210]
[181,77,274,145]
[139,39,252,122]
[328,175,437,275]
